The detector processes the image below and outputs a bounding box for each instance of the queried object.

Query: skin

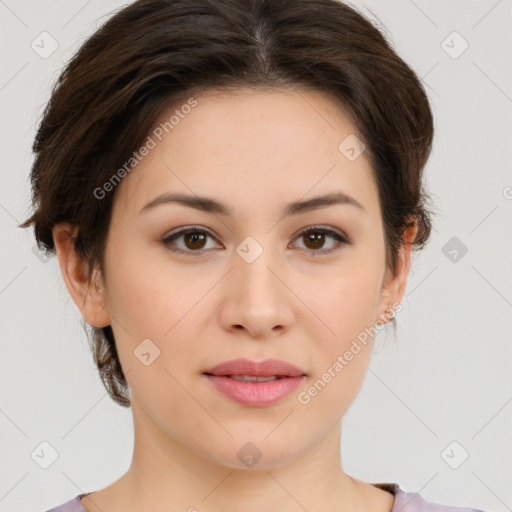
[53,87,417,512]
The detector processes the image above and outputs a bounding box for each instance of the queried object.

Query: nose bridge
[235,235,283,307]
[222,233,294,337]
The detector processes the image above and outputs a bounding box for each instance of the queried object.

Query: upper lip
[203,358,307,377]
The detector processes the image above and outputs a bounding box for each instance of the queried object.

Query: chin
[201,432,313,472]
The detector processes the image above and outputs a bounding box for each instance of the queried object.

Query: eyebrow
[139,190,365,216]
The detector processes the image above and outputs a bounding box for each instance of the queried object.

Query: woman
[20,0,486,510]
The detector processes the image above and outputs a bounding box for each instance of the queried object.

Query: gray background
[1,1,511,511]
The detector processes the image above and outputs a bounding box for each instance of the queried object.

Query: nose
[218,244,295,340]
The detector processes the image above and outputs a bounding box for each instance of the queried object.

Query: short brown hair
[20,0,434,407]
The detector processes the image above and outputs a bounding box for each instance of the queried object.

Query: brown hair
[20,0,434,407]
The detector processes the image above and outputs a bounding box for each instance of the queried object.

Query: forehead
[113,87,380,221]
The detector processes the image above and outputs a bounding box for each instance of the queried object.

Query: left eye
[292,227,350,254]
[161,226,349,255]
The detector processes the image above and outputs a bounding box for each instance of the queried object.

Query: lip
[204,358,306,377]
[203,358,307,407]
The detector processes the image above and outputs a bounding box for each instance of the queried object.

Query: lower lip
[204,375,305,407]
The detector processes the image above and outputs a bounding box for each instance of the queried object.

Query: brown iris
[183,231,207,250]
[303,231,326,250]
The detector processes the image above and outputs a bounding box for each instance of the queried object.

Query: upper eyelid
[163,225,219,242]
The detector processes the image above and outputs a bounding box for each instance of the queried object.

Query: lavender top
[43,483,486,511]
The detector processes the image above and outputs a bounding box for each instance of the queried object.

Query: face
[57,87,411,470]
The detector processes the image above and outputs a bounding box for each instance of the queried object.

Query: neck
[83,398,382,512]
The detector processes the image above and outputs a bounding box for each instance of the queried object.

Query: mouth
[203,358,307,407]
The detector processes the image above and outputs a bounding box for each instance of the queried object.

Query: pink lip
[203,358,307,407]
[204,358,306,377]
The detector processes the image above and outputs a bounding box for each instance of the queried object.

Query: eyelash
[161,225,351,256]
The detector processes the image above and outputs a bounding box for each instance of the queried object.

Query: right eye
[161,227,222,255]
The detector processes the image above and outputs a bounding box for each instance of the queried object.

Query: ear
[52,222,111,328]
[377,220,418,322]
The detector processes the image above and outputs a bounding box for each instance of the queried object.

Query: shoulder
[43,494,87,512]
[377,483,487,512]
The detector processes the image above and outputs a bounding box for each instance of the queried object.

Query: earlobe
[52,222,111,328]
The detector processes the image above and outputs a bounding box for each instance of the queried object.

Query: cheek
[296,276,380,422]
[106,261,205,433]
[102,240,220,402]
[302,253,385,348]
[295,252,385,414]
[103,237,205,340]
